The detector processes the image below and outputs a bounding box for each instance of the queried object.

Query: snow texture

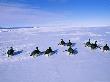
[0,26,110,82]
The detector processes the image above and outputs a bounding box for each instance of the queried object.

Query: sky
[0,0,110,27]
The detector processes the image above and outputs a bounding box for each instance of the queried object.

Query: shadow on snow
[14,50,23,56]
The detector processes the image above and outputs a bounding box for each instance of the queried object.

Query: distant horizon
[0,25,110,29]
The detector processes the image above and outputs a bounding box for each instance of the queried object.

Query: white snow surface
[0,26,110,82]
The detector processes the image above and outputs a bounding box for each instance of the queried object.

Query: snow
[0,26,110,82]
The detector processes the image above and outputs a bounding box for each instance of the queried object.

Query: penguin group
[6,38,110,58]
[30,46,57,57]
[85,39,110,51]
[58,39,77,55]
[7,46,57,57]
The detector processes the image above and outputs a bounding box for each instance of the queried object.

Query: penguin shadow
[14,50,23,56]
[38,51,46,56]
[64,43,76,47]
[73,48,78,55]
[52,49,58,54]
[71,43,76,47]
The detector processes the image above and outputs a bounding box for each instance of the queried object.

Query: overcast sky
[0,0,110,27]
